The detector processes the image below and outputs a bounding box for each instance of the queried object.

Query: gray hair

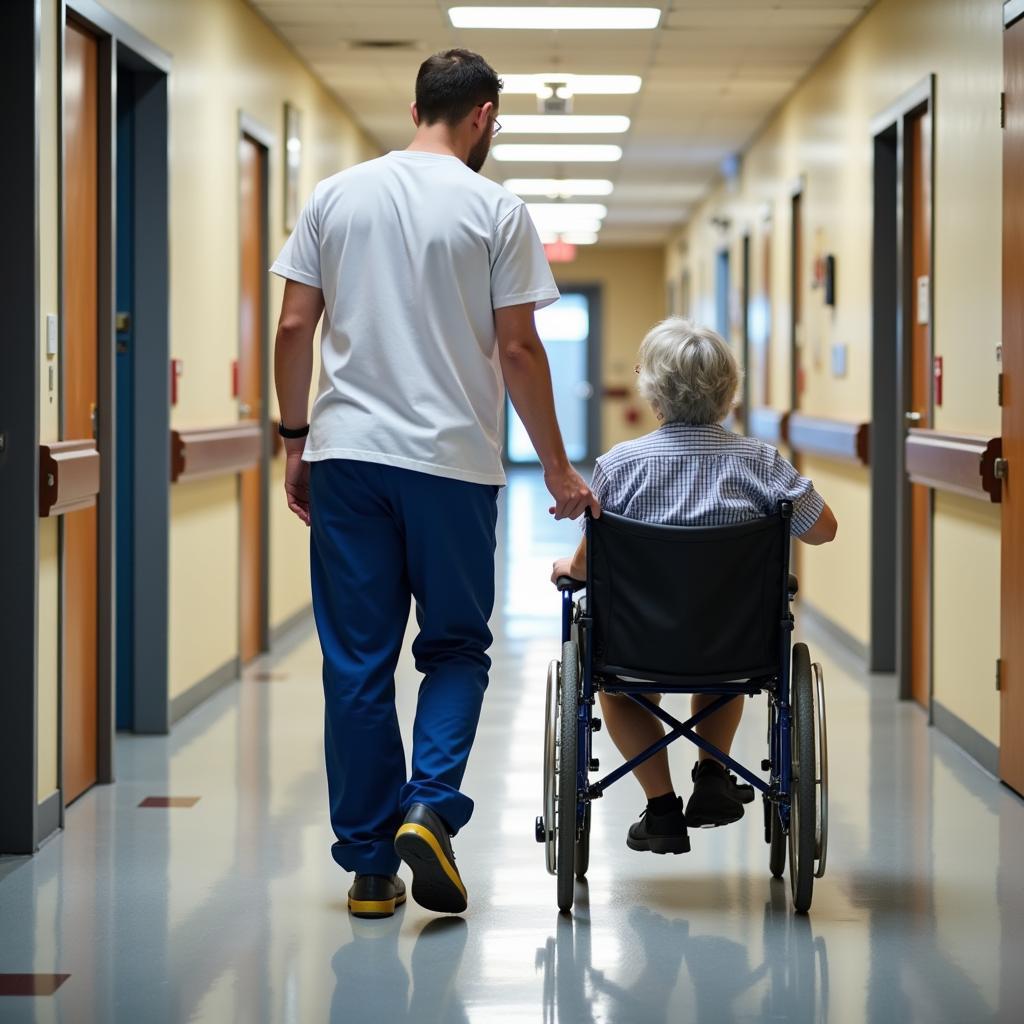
[636,317,740,425]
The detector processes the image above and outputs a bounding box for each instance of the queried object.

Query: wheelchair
[536,502,828,914]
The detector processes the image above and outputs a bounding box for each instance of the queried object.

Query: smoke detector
[537,81,574,115]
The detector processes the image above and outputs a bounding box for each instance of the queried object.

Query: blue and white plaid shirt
[590,422,824,537]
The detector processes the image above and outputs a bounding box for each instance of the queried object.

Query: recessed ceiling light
[492,144,623,162]
[503,178,614,197]
[500,75,642,96]
[498,115,630,135]
[449,7,661,30]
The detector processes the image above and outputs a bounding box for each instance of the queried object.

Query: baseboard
[169,656,241,725]
[932,700,999,777]
[269,604,314,654]
[36,790,61,846]
[798,601,869,663]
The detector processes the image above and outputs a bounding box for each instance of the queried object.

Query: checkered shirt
[589,422,825,537]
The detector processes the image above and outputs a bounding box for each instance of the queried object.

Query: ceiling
[249,1,873,245]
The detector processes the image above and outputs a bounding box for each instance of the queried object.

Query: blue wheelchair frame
[560,502,796,834]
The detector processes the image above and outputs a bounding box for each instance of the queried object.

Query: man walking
[271,49,599,918]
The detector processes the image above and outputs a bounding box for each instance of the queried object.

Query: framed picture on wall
[284,102,303,232]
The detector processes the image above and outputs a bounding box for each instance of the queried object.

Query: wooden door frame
[740,233,751,433]
[869,75,937,699]
[0,0,42,855]
[789,179,806,413]
[238,114,274,658]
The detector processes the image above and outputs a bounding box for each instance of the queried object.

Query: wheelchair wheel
[574,804,591,880]
[788,643,816,913]
[557,640,580,913]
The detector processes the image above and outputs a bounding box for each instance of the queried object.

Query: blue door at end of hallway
[506,290,593,464]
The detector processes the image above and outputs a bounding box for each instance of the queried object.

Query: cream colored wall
[666,0,1003,740]
[86,0,378,698]
[553,245,667,450]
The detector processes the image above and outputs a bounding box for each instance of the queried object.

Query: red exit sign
[544,241,577,263]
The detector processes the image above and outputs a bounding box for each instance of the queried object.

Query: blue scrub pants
[309,459,498,876]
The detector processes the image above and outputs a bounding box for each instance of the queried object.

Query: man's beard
[467,134,492,173]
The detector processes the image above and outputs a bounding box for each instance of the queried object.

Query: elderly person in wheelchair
[545,317,837,913]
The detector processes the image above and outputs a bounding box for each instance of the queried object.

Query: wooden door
[63,21,100,803]
[907,108,933,710]
[759,230,772,406]
[791,193,803,412]
[1001,15,1024,794]
[238,135,265,664]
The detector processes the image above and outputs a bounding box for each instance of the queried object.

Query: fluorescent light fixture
[526,203,607,221]
[498,115,630,135]
[492,144,622,162]
[500,74,642,96]
[503,178,614,197]
[560,231,599,245]
[449,7,661,30]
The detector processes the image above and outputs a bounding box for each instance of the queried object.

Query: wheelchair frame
[539,502,828,915]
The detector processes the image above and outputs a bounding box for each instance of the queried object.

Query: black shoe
[347,874,407,919]
[685,760,746,828]
[394,804,468,914]
[626,796,691,854]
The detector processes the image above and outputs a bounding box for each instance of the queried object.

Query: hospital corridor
[2,1,1024,1022]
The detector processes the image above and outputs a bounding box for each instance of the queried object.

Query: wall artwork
[284,103,303,232]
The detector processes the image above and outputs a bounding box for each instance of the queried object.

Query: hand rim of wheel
[543,660,559,876]
[812,661,829,879]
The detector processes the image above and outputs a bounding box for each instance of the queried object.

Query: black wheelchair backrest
[585,506,791,684]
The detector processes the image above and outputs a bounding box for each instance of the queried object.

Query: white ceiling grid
[250,0,872,244]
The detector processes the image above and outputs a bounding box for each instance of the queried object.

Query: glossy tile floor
[2,469,1024,1023]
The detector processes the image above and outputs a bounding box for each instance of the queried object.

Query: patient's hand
[550,557,575,586]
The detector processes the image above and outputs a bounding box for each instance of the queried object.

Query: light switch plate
[46,314,58,356]
[831,342,848,378]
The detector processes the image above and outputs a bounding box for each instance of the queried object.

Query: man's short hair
[415,49,502,126]
[637,317,742,425]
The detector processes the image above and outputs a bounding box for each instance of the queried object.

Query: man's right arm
[494,302,600,520]
[799,503,838,545]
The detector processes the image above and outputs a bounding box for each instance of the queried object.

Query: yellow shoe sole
[348,888,406,919]
[394,823,467,914]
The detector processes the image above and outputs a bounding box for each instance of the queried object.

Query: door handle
[904,411,923,426]
[238,402,252,419]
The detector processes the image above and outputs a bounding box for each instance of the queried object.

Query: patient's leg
[599,692,674,799]
[691,694,744,763]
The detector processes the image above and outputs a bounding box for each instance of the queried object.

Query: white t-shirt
[270,150,560,485]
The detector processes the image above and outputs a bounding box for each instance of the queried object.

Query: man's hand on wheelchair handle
[550,557,575,586]
[544,461,601,521]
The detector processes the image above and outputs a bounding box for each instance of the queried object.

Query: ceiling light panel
[502,179,614,197]
[449,7,661,30]
[500,75,642,96]
[498,115,630,135]
[492,144,623,162]
[526,203,608,221]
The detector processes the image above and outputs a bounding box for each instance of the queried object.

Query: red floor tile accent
[138,797,200,808]
[0,974,70,996]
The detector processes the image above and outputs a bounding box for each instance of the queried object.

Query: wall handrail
[787,413,870,466]
[39,439,100,517]
[905,429,1003,503]
[170,422,262,483]
[747,407,791,446]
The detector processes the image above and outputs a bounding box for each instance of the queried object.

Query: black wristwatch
[278,421,310,439]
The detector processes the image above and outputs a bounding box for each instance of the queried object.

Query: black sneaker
[394,803,468,914]
[626,796,691,854]
[685,760,746,828]
[347,874,406,919]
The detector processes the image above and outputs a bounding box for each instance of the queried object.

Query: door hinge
[1001,91,1007,130]
[997,658,1003,692]
[998,371,1004,406]
[994,457,1009,481]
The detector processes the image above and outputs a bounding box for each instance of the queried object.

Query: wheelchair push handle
[556,575,586,593]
